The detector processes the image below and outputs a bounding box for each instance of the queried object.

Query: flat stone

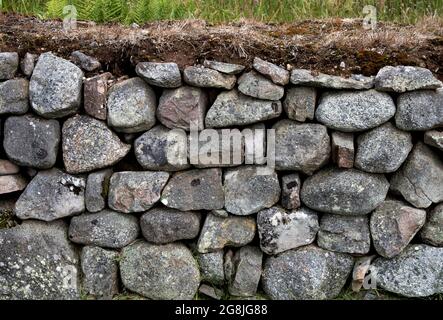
[420,203,443,247]
[0,175,27,194]
[224,166,280,216]
[424,130,443,151]
[161,168,224,211]
[371,200,426,258]
[70,51,101,71]
[228,246,263,297]
[0,220,79,299]
[85,169,113,213]
[30,52,83,118]
[331,132,354,169]
[136,62,182,88]
[318,214,371,255]
[196,213,256,253]
[211,209,229,218]
[205,90,282,128]
[355,122,413,173]
[108,171,170,213]
[4,114,60,169]
[238,71,284,100]
[203,60,245,75]
[107,77,157,133]
[290,69,374,89]
[69,210,139,248]
[0,79,29,115]
[184,66,236,89]
[197,250,225,285]
[14,168,85,221]
[20,53,37,77]
[375,66,442,92]
[273,119,330,174]
[390,142,443,208]
[301,168,389,215]
[140,207,201,244]
[253,57,289,85]
[316,90,396,132]
[257,206,319,255]
[62,115,131,174]
[120,241,200,300]
[0,52,19,80]
[283,87,316,122]
[0,160,19,175]
[84,73,111,120]
[281,173,301,210]
[262,245,354,300]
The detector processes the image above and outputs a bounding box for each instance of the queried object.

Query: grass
[1,0,442,25]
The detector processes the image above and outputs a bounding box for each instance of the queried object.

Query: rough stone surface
[0,220,79,299]
[281,173,301,210]
[15,168,85,221]
[424,130,443,151]
[355,122,413,173]
[203,60,245,75]
[161,168,224,211]
[421,203,443,247]
[108,171,170,213]
[257,206,319,255]
[331,131,354,169]
[262,245,354,300]
[184,66,236,89]
[390,142,443,208]
[120,241,200,300]
[69,210,139,248]
[85,169,113,213]
[198,284,223,300]
[318,215,371,255]
[228,246,263,297]
[205,90,282,128]
[290,69,374,89]
[136,62,182,88]
[0,175,27,194]
[283,87,316,122]
[253,57,289,85]
[62,115,131,174]
[4,114,60,169]
[84,73,111,120]
[238,71,284,100]
[107,77,157,133]
[20,53,37,77]
[224,166,280,216]
[371,200,426,258]
[140,207,201,244]
[273,119,330,174]
[70,51,101,71]
[375,66,442,92]
[0,52,19,80]
[0,160,19,175]
[197,214,256,253]
[301,168,389,215]
[30,52,83,118]
[0,79,29,115]
[197,250,225,285]
[316,90,396,132]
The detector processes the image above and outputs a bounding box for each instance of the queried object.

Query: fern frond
[46,0,69,18]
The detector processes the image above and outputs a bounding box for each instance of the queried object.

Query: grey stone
[395,89,443,131]
[390,142,443,208]
[281,173,301,210]
[136,62,182,88]
[375,66,442,92]
[0,79,29,115]
[372,244,443,297]
[140,207,201,244]
[120,241,200,300]
[161,168,224,211]
[198,284,224,300]
[30,52,83,118]
[184,66,236,89]
[0,52,19,80]
[355,122,413,173]
[0,175,27,194]
[257,206,319,255]
[290,69,374,89]
[253,57,289,85]
[84,73,111,121]
[421,203,443,247]
[283,87,316,122]
[0,160,19,175]
[262,245,354,300]
[196,213,256,253]
[15,168,85,221]
[203,60,245,75]
[223,249,235,281]
[20,53,37,77]
[205,90,282,128]
[69,210,139,248]
[301,168,389,215]
[371,200,426,258]
[211,209,229,218]
[238,71,284,100]
[107,77,157,133]
[4,114,60,169]
[108,171,170,213]
[316,90,396,132]
[331,132,354,168]
[424,130,443,151]
[70,51,101,71]
[224,166,280,216]
[85,169,113,213]
[62,115,131,174]
[318,214,371,255]
[81,246,119,299]
[228,246,263,297]
[273,119,330,174]
[0,220,79,299]
[197,250,225,285]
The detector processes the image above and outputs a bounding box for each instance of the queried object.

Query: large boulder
[420,203,443,247]
[375,66,442,92]
[238,71,284,100]
[135,62,182,88]
[0,79,29,115]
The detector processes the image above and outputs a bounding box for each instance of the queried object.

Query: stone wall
[0,51,442,300]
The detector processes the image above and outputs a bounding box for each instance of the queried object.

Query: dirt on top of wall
[1,13,442,80]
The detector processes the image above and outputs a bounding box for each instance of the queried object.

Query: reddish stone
[0,175,27,194]
[84,72,112,120]
[332,131,354,168]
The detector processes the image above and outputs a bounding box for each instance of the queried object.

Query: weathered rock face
[424,130,443,151]
[203,60,245,75]
[390,142,443,208]
[228,246,263,297]
[0,52,19,80]
[273,120,330,174]
[238,71,284,100]
[283,87,316,122]
[20,53,37,77]
[0,175,27,194]
[281,173,301,210]
[120,241,200,300]
[257,206,319,255]
[301,168,389,215]
[372,245,443,297]
[70,51,101,72]
[30,52,83,118]
[262,245,354,300]
[136,62,182,88]
[197,250,225,285]
[184,66,236,89]
[14,168,85,221]
[0,220,79,299]
[62,115,131,174]
[85,169,113,213]
[84,73,111,121]
[0,160,19,175]
[375,66,442,92]
[252,57,289,85]
[370,200,426,258]
[316,90,396,132]
[331,132,354,169]
[0,79,29,115]
[290,69,374,90]
[421,204,443,247]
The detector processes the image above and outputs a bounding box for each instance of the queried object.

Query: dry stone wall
[0,50,443,300]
